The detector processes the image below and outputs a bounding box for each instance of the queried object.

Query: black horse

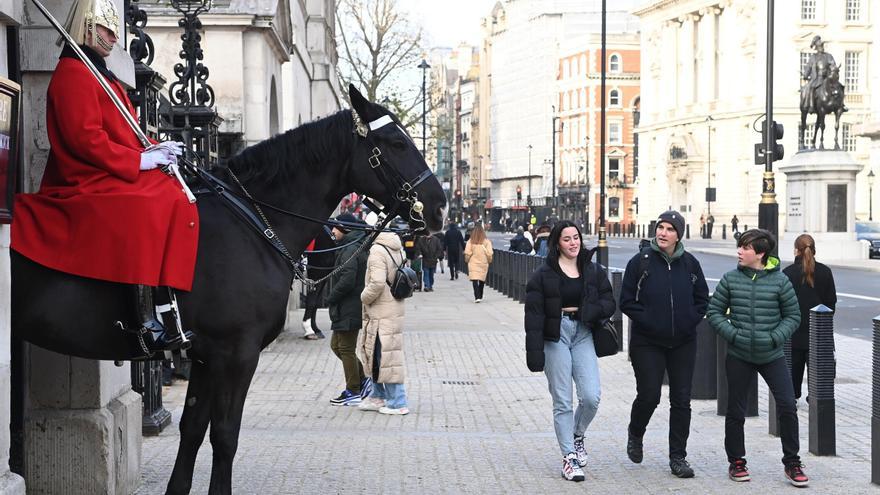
[11,85,446,494]
[799,64,847,150]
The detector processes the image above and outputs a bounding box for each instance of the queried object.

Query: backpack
[380,244,417,300]
[634,239,697,302]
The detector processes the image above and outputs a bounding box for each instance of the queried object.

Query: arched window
[609,89,620,106]
[610,54,621,72]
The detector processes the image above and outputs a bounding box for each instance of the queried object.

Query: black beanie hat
[657,210,685,240]
[334,212,359,233]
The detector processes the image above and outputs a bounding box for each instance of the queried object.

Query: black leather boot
[134,285,185,353]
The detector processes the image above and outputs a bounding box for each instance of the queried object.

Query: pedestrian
[300,226,334,340]
[782,234,837,401]
[619,210,709,478]
[326,213,371,406]
[11,0,196,353]
[533,223,552,257]
[706,214,715,239]
[706,229,807,487]
[357,230,410,415]
[444,221,465,280]
[524,220,616,481]
[699,213,706,239]
[731,215,740,234]
[434,232,446,275]
[524,224,536,253]
[509,226,532,253]
[464,223,493,302]
[416,233,443,292]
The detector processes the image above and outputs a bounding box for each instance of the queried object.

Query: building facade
[556,33,641,231]
[635,0,875,233]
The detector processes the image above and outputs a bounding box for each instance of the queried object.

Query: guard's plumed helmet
[61,0,120,46]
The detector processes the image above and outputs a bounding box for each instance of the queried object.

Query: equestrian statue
[799,35,848,151]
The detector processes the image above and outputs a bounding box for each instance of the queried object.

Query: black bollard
[722,224,727,240]
[692,318,717,399]
[686,224,691,239]
[611,270,624,352]
[131,361,171,435]
[809,304,836,456]
[717,337,758,416]
[769,340,793,437]
[872,315,880,484]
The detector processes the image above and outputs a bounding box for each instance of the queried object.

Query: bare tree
[336,0,433,129]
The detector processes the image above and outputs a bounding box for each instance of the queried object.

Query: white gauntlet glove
[140,141,184,171]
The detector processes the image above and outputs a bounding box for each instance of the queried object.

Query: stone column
[17,1,142,493]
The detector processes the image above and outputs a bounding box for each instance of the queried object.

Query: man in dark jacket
[707,229,806,487]
[619,210,709,479]
[444,221,466,280]
[416,233,443,291]
[509,226,533,253]
[326,213,370,406]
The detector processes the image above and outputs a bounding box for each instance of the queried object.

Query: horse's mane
[225,110,356,185]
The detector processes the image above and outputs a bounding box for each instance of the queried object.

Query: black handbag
[593,319,620,358]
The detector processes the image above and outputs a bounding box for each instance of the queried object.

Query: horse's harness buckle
[369,147,382,169]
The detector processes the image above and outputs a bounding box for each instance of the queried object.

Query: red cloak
[11,56,199,290]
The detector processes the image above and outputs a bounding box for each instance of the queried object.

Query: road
[487,231,879,341]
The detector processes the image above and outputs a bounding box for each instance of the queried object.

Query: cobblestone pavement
[139,276,876,494]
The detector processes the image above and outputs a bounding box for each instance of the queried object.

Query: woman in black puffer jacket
[524,220,616,481]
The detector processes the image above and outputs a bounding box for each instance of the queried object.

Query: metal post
[597,0,609,269]
[692,318,717,400]
[809,304,836,455]
[527,144,532,213]
[612,270,624,352]
[418,59,430,157]
[872,314,880,484]
[759,0,779,249]
[706,115,713,217]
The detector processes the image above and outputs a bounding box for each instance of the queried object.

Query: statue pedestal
[779,150,868,260]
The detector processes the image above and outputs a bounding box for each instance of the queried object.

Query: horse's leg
[207,350,261,494]
[834,111,842,150]
[798,112,806,150]
[166,361,214,495]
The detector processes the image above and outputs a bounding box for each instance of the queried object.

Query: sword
[30,0,197,204]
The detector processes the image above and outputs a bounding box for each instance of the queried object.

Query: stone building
[634,0,875,233]
[0,0,340,492]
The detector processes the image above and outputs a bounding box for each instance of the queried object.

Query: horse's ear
[349,84,371,120]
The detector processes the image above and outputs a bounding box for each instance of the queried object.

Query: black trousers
[628,338,697,459]
[790,347,808,399]
[471,280,485,300]
[448,258,460,278]
[725,355,800,465]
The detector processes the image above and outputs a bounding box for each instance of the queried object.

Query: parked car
[856,221,880,259]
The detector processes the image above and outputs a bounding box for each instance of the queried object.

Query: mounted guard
[798,35,848,150]
[11,0,197,355]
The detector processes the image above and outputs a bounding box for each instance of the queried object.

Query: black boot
[627,431,643,464]
[134,285,186,353]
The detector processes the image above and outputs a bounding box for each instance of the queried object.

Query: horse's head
[347,85,447,233]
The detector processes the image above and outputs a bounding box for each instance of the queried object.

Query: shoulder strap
[638,247,652,280]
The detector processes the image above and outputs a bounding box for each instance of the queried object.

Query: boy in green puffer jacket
[706,229,807,487]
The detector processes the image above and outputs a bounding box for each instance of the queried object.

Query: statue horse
[799,64,847,150]
[11,85,446,494]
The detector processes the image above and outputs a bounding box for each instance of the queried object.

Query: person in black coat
[524,220,616,481]
[443,221,466,280]
[618,210,709,478]
[782,234,837,400]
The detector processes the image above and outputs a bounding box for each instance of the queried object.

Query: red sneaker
[785,463,809,487]
[728,458,750,482]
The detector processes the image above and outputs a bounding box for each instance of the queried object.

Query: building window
[846,0,861,21]
[608,158,620,179]
[801,0,816,20]
[845,51,860,92]
[609,197,620,217]
[842,123,856,152]
[800,52,811,78]
[609,89,620,106]
[609,122,621,144]
[609,54,621,72]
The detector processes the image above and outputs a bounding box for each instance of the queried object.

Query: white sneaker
[561,453,585,482]
[379,406,410,415]
[358,397,385,411]
[475,298,481,303]
[574,436,588,467]
[301,319,314,337]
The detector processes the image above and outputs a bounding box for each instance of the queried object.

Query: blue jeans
[370,383,407,409]
[544,316,601,455]
[423,267,435,289]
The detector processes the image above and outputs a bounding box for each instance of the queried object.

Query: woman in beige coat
[464,223,494,303]
[357,231,409,415]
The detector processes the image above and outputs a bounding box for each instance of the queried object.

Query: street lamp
[418,58,431,157]
[527,144,533,209]
[869,169,875,221]
[706,115,714,217]
[551,106,561,216]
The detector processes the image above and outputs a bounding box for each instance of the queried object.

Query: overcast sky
[399,0,498,48]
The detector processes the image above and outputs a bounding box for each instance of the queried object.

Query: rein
[182,110,432,288]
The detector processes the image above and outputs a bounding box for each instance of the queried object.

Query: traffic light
[516,185,522,201]
[754,120,784,164]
